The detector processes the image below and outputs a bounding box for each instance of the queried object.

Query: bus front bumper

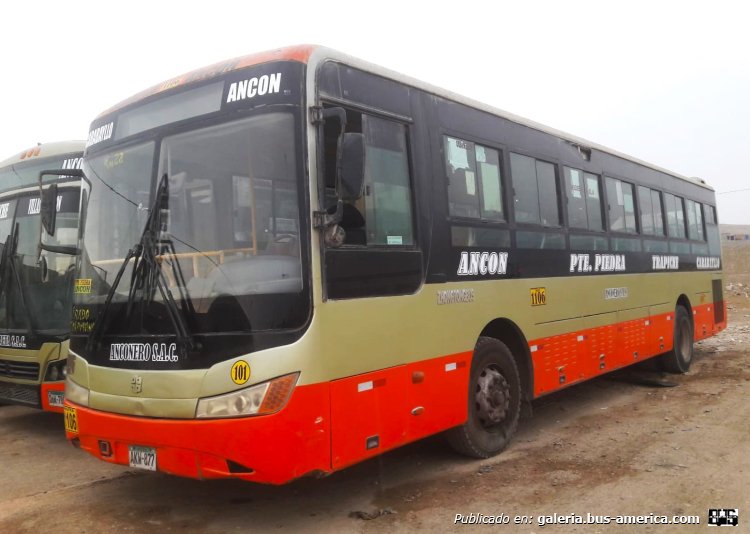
[0,381,64,412]
[64,383,331,484]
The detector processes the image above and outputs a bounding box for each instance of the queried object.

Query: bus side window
[510,153,560,227]
[357,115,415,246]
[444,136,504,222]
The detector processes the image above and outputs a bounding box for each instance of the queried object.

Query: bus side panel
[330,366,410,469]
[406,352,471,440]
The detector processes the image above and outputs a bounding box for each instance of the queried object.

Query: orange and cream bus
[64,46,725,483]
[0,141,83,412]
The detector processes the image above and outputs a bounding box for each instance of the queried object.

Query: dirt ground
[1,246,748,533]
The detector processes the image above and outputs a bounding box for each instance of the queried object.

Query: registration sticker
[64,406,78,433]
[129,445,157,471]
[48,390,64,408]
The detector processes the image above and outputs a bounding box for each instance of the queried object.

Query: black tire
[446,337,522,458]
[659,306,694,374]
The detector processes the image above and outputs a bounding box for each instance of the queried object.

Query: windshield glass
[78,112,305,338]
[0,188,80,334]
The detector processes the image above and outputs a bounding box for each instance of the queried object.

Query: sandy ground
[0,260,748,533]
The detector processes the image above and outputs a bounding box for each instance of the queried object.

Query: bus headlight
[195,373,299,419]
[45,360,68,382]
[65,377,90,407]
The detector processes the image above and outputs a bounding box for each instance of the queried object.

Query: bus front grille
[0,359,39,381]
[0,383,40,407]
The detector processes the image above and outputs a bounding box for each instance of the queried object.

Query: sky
[1,0,748,223]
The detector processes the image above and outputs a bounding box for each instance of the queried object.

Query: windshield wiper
[0,223,37,335]
[87,174,195,357]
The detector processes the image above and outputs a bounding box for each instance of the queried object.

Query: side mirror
[340,132,365,200]
[40,183,58,236]
[38,168,83,237]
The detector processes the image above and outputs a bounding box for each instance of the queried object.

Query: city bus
[0,141,83,412]
[63,45,725,484]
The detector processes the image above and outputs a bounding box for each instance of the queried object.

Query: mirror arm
[313,200,342,229]
[38,243,79,256]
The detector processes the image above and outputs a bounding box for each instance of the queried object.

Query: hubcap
[475,366,510,428]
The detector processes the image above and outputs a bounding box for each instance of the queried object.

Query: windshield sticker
[457,251,508,276]
[86,122,114,148]
[226,72,282,103]
[0,335,26,348]
[570,253,626,273]
[72,307,94,334]
[231,360,251,385]
[74,279,92,294]
[110,343,178,362]
[0,203,9,219]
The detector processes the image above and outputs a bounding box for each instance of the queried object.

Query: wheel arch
[676,294,693,322]
[479,318,533,402]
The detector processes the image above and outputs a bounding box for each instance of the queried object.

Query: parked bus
[63,46,725,483]
[0,141,83,412]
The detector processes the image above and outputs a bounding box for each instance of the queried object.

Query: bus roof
[0,140,85,170]
[96,45,712,192]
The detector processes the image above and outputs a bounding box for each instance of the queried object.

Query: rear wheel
[659,306,694,373]
[446,337,521,458]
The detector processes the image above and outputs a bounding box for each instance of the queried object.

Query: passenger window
[665,193,686,238]
[444,136,504,221]
[510,153,559,226]
[685,199,705,241]
[565,167,603,230]
[637,186,665,236]
[606,177,636,233]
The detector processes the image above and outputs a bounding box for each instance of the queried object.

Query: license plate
[64,406,78,433]
[48,390,64,408]
[129,445,157,471]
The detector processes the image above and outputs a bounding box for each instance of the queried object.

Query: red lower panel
[66,383,331,485]
[40,382,65,413]
[329,352,471,469]
[530,304,725,397]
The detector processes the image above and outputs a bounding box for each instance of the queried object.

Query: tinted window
[686,199,705,241]
[511,153,559,226]
[606,177,636,233]
[566,167,603,231]
[444,137,504,221]
[665,193,686,238]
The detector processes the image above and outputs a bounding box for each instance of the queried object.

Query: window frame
[563,165,605,232]
[509,150,562,229]
[604,175,639,235]
[442,134,507,224]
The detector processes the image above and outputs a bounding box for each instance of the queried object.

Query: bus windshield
[77,111,306,340]
[0,189,79,335]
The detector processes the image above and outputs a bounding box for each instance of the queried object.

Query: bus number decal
[530,287,546,306]
[231,360,251,385]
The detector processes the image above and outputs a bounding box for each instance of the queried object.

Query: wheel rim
[679,318,693,363]
[475,366,510,428]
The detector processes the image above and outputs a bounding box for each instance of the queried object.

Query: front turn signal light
[195,373,299,419]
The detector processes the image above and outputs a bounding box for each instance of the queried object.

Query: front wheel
[446,337,522,458]
[659,306,694,373]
